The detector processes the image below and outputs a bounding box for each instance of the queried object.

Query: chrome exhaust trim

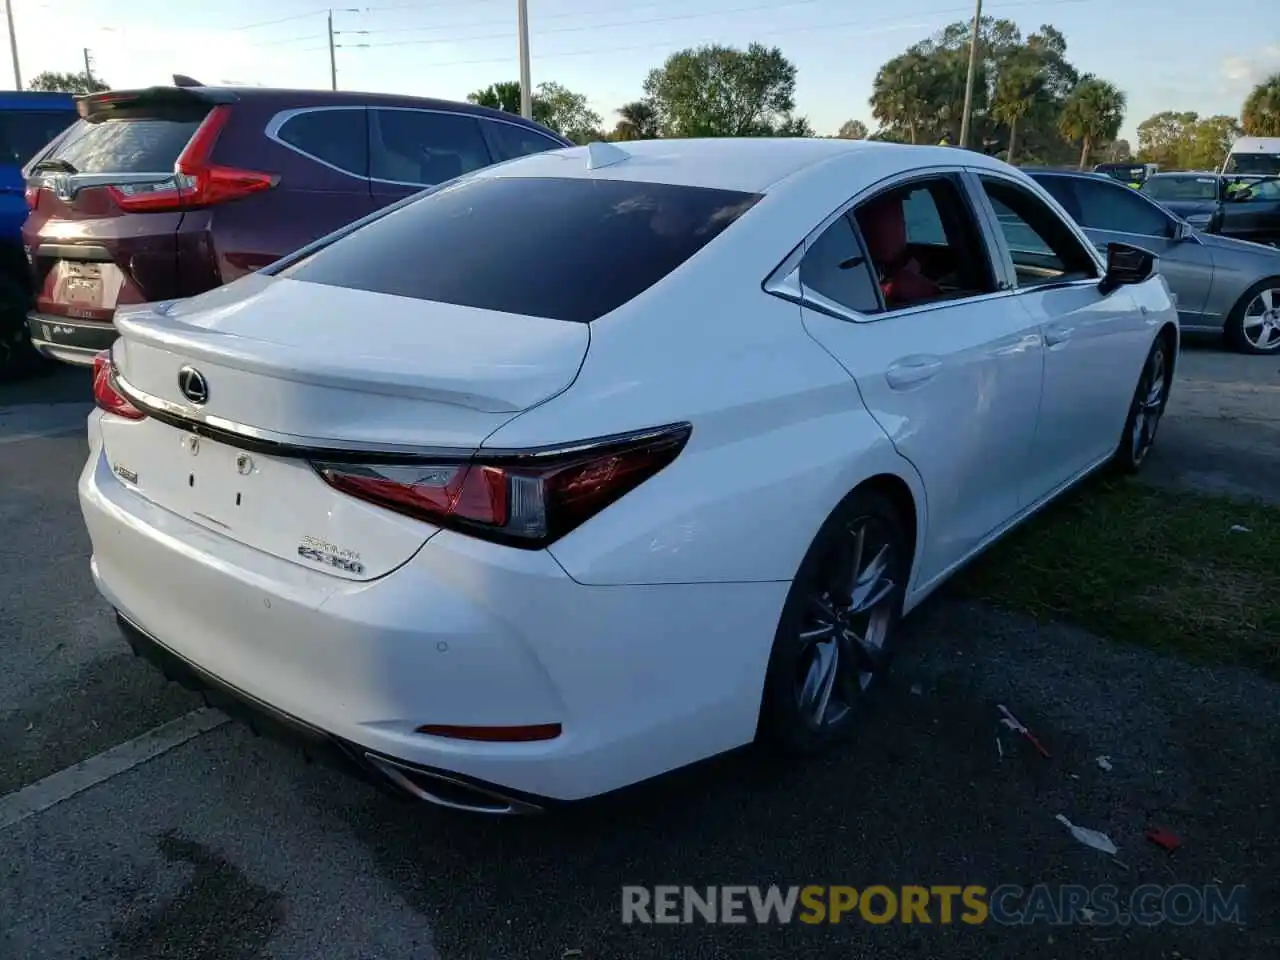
[364,754,544,816]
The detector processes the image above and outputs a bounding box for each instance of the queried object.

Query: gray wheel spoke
[799,640,839,724]
[850,543,892,611]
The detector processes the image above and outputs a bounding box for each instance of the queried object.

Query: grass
[949,477,1280,680]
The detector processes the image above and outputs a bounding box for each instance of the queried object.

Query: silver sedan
[1026,170,1280,354]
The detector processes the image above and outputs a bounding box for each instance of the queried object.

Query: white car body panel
[78,138,1179,804]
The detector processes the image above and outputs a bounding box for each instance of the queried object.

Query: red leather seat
[856,197,941,308]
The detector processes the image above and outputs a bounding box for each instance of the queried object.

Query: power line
[229,9,328,31]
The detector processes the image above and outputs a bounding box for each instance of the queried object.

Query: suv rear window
[44,116,205,173]
[0,110,75,166]
[280,176,761,323]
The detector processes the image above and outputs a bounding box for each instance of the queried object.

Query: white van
[1220,136,1280,177]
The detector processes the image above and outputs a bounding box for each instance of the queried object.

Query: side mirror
[1099,242,1157,295]
[1171,219,1194,241]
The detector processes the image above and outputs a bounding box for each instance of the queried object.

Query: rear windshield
[44,115,205,174]
[280,176,761,323]
[0,109,75,167]
[1223,153,1280,176]
[1141,176,1220,201]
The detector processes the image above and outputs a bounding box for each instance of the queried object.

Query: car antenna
[172,74,203,88]
[585,141,629,171]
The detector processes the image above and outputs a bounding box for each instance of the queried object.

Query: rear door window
[279,176,761,323]
[44,116,205,173]
[274,107,368,178]
[481,120,566,162]
[0,110,75,166]
[1072,178,1173,237]
[369,109,492,186]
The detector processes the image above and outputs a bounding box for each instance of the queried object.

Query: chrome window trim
[762,165,1015,324]
[264,105,369,182]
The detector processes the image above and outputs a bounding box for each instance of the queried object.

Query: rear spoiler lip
[76,85,239,120]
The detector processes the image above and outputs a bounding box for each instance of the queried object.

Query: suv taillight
[92,350,146,420]
[107,105,279,213]
[312,424,692,549]
[24,185,40,210]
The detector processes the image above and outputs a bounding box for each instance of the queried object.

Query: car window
[0,109,75,167]
[482,120,565,162]
[369,109,492,186]
[1223,153,1280,177]
[979,177,1097,287]
[42,115,206,173]
[1239,179,1280,201]
[850,176,996,311]
[1073,177,1174,237]
[275,108,368,178]
[798,215,881,315]
[1141,176,1220,202]
[279,176,760,323]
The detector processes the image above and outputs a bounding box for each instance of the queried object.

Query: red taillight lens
[313,424,691,548]
[107,105,279,213]
[24,185,40,209]
[92,350,146,420]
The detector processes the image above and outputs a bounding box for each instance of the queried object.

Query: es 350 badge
[297,535,365,575]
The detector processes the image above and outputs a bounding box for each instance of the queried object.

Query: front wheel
[1225,279,1280,354]
[1114,334,1171,473]
[758,488,909,756]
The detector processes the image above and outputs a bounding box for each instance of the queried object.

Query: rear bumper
[26,311,116,366]
[79,412,785,804]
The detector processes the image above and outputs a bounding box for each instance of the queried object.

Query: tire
[757,487,910,757]
[1225,277,1280,355]
[0,269,52,382]
[1113,333,1172,474]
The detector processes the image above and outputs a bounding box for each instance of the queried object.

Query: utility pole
[5,0,21,90]
[327,9,337,91]
[517,0,531,119]
[958,0,982,149]
[83,47,93,86]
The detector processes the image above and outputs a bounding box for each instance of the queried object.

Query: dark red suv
[22,80,571,365]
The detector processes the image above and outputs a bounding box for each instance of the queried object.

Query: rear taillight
[24,185,40,209]
[92,351,146,420]
[313,424,692,548]
[107,105,279,213]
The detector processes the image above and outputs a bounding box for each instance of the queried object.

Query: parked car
[1215,176,1280,248]
[22,79,571,367]
[1220,136,1280,178]
[1093,162,1157,188]
[82,139,1176,812]
[0,90,76,377]
[1138,171,1225,230]
[1140,171,1280,248]
[1028,169,1280,353]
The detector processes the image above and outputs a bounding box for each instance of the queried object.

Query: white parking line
[0,708,229,831]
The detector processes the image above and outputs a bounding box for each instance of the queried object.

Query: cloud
[1220,45,1280,88]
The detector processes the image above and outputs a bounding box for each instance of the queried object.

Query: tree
[990,48,1043,164]
[1059,76,1126,169]
[836,119,868,139]
[467,80,601,142]
[1106,138,1133,161]
[1241,73,1280,136]
[869,51,933,144]
[643,43,809,137]
[28,70,107,94]
[612,100,660,141]
[1136,110,1199,168]
[1182,115,1241,170]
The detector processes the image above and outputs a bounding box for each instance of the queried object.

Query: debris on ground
[1096,755,1113,771]
[997,704,1051,758]
[1229,524,1251,533]
[996,737,1004,761]
[1055,814,1119,855]
[910,683,923,696]
[1145,827,1184,853]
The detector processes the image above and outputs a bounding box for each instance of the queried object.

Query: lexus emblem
[177,365,209,405]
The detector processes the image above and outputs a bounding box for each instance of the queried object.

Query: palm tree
[990,53,1043,165]
[1241,73,1280,136]
[870,52,930,144]
[1059,76,1127,170]
[613,100,660,140]
[836,119,868,139]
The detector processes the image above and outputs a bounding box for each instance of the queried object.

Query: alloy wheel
[1130,343,1167,465]
[794,517,897,729]
[1241,287,1280,352]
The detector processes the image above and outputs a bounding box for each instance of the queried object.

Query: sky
[2,0,1278,143]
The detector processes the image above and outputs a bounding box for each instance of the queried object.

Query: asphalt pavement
[1,351,1277,960]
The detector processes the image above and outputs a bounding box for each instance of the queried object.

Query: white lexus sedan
[81,138,1177,814]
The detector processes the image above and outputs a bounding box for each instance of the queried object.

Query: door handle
[1043,324,1073,347]
[886,355,943,389]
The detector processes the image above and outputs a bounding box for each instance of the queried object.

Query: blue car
[0,91,76,378]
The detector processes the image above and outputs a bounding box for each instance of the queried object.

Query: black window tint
[0,110,75,166]
[799,216,880,313]
[1074,178,1173,237]
[370,109,492,185]
[484,120,565,162]
[980,178,1096,286]
[277,108,368,177]
[47,116,206,173]
[281,176,759,323]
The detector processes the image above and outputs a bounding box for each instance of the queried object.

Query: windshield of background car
[280,176,762,323]
[0,110,75,167]
[1223,153,1280,177]
[1141,176,1220,201]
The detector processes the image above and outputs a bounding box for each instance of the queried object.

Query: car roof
[0,91,76,110]
[473,138,1007,194]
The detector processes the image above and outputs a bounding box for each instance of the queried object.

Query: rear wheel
[1225,278,1280,354]
[758,488,909,756]
[1114,334,1171,473]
